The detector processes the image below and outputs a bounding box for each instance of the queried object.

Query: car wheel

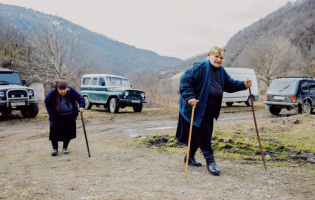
[269,105,281,115]
[302,102,312,114]
[1,110,12,117]
[21,104,39,118]
[109,98,119,113]
[133,103,143,112]
[226,102,233,107]
[245,95,253,106]
[84,96,92,110]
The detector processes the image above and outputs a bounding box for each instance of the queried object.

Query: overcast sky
[0,0,294,59]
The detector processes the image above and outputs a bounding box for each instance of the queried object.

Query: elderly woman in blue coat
[45,80,85,156]
[176,46,252,175]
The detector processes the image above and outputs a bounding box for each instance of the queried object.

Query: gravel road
[1,105,314,199]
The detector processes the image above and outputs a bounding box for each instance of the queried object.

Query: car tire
[84,96,92,110]
[133,103,143,112]
[245,95,253,106]
[109,98,119,113]
[269,105,281,115]
[21,104,39,118]
[302,102,312,114]
[1,110,12,117]
[226,102,233,107]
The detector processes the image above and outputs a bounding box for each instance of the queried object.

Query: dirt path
[1,105,315,199]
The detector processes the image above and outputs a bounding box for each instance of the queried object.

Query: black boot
[206,154,220,175]
[184,154,202,167]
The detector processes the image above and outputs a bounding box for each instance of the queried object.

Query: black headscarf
[54,80,70,111]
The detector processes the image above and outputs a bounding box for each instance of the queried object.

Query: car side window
[301,81,309,91]
[106,77,111,85]
[82,77,91,85]
[98,77,105,86]
[91,77,98,85]
[310,82,315,92]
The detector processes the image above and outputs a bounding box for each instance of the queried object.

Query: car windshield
[0,73,21,85]
[122,79,130,87]
[107,77,130,87]
[268,80,296,92]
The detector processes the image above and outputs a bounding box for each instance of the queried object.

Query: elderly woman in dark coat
[176,46,252,175]
[44,80,85,156]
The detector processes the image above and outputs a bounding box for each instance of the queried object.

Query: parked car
[0,68,39,118]
[222,68,259,106]
[263,76,314,115]
[80,74,146,113]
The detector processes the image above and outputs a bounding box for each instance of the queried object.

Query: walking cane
[80,112,91,158]
[249,87,266,170]
[185,100,199,178]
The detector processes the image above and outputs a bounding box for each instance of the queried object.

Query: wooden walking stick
[249,87,267,170]
[185,100,199,178]
[80,112,91,158]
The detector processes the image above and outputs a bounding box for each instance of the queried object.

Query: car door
[97,76,109,103]
[309,81,315,108]
[80,77,92,98]
[300,81,309,103]
[89,77,98,102]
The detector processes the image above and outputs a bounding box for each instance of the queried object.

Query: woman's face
[57,88,67,96]
[209,55,224,68]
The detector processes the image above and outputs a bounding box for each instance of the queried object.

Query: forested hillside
[224,0,315,88]
[0,3,182,76]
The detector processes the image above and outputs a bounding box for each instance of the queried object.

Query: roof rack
[277,76,313,79]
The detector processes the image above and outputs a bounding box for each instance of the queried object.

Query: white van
[222,68,259,106]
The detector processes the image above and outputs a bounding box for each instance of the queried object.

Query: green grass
[136,114,315,162]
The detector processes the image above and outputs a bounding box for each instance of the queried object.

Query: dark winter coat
[44,86,85,121]
[179,59,247,127]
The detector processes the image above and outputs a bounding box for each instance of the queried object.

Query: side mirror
[101,82,105,86]
[130,85,132,88]
[22,80,26,85]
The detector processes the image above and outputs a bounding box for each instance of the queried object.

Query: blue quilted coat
[45,86,85,121]
[179,59,247,127]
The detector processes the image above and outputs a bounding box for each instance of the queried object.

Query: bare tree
[0,22,27,69]
[30,20,86,83]
[299,37,315,76]
[245,36,299,86]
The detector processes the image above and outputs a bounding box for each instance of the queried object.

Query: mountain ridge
[0,3,182,76]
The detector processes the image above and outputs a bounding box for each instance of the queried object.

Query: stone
[283,117,299,126]
[267,180,275,185]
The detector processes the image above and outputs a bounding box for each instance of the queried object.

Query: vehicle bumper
[263,101,298,106]
[119,99,147,104]
[0,100,38,109]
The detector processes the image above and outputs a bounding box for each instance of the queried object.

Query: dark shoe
[51,149,58,156]
[62,148,69,154]
[206,154,220,175]
[184,154,202,167]
[207,162,220,175]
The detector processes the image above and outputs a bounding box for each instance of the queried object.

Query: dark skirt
[49,112,76,141]
[176,103,216,145]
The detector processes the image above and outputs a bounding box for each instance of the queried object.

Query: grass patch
[136,114,315,162]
